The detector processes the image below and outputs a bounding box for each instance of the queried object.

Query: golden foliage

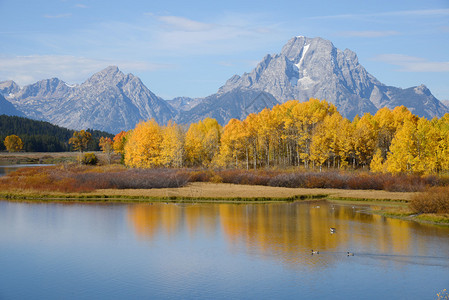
[161,120,184,168]
[113,131,128,154]
[124,119,163,168]
[69,130,92,152]
[185,118,221,167]
[4,134,23,152]
[117,99,449,174]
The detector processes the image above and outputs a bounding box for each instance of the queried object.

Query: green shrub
[80,153,98,165]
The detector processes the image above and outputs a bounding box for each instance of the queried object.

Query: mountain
[167,96,202,112]
[217,36,447,119]
[1,36,447,132]
[178,89,279,125]
[0,80,20,96]
[0,94,24,117]
[4,66,176,133]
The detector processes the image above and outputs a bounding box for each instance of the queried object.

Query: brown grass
[0,151,121,165]
[183,169,438,192]
[0,165,442,198]
[0,165,189,193]
[410,187,449,214]
[92,182,414,201]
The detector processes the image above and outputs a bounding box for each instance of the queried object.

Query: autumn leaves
[123,119,190,168]
[114,98,449,174]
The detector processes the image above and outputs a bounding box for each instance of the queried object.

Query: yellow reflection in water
[127,201,447,267]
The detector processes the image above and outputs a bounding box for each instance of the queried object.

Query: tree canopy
[114,99,449,175]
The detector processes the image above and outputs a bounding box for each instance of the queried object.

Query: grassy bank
[0,152,79,165]
[0,152,120,165]
[1,163,448,226]
[1,181,447,225]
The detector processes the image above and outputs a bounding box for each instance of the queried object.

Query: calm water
[0,200,448,299]
[0,164,54,177]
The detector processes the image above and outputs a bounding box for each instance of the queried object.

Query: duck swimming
[311,250,319,255]
[347,252,354,256]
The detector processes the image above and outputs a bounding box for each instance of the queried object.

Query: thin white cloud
[44,13,72,19]
[373,54,449,72]
[337,30,400,38]
[75,4,87,9]
[35,13,281,59]
[145,14,280,55]
[310,8,449,20]
[0,13,283,88]
[157,16,214,32]
[0,55,173,86]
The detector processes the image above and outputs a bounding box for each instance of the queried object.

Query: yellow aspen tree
[243,113,259,169]
[352,113,377,168]
[202,118,222,165]
[309,112,345,170]
[4,135,23,152]
[336,117,353,169]
[291,98,337,168]
[255,108,274,167]
[161,121,184,168]
[280,101,301,167]
[385,119,417,174]
[218,118,244,168]
[370,149,385,173]
[310,123,330,170]
[373,107,395,159]
[69,130,92,153]
[184,122,202,166]
[113,131,128,155]
[434,114,449,172]
[412,117,439,174]
[124,119,163,168]
[185,118,222,167]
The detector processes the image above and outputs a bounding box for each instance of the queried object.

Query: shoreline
[1,182,447,226]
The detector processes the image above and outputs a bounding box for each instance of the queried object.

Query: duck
[347,252,354,256]
[330,227,336,234]
[311,250,319,255]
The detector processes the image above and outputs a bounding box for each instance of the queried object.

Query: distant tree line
[0,115,113,152]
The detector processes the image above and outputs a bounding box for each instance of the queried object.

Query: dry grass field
[92,182,414,201]
[0,151,119,165]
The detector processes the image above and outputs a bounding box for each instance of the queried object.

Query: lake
[0,200,448,299]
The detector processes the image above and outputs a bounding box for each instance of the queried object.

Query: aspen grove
[117,98,449,174]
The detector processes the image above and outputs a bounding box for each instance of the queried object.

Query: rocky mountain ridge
[1,36,447,133]
[218,36,447,119]
[2,66,176,133]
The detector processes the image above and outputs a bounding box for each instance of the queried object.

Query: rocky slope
[0,94,24,117]
[217,36,447,119]
[2,67,175,133]
[1,36,447,132]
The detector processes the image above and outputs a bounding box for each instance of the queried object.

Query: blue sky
[0,0,448,100]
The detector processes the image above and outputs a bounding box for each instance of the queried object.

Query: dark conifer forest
[0,115,113,152]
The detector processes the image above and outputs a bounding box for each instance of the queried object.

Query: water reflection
[127,201,449,269]
[129,203,220,239]
[2,200,448,299]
